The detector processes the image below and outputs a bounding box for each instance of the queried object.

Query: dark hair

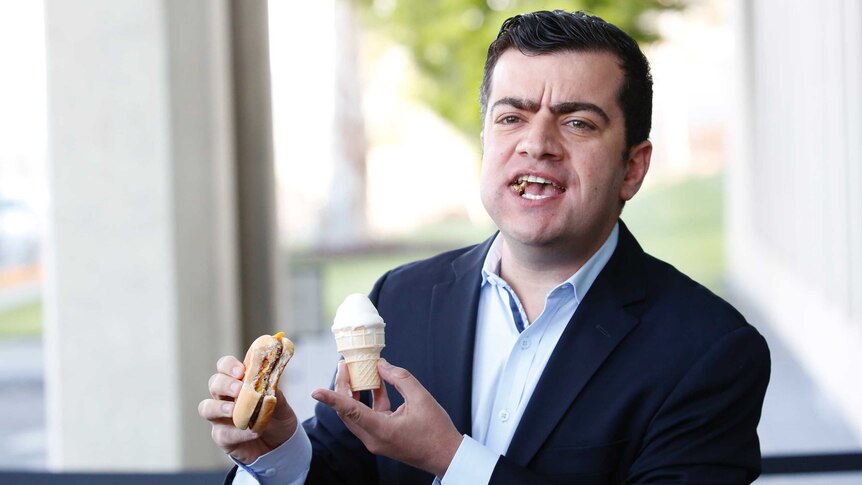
[480,10,653,151]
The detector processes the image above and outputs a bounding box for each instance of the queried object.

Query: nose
[516,116,563,161]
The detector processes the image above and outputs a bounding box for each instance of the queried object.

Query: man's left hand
[312,359,463,477]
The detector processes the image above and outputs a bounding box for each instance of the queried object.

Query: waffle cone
[332,320,385,391]
[345,354,381,391]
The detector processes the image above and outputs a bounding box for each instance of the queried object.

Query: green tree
[354,0,684,137]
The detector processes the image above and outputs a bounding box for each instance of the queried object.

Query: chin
[500,225,563,248]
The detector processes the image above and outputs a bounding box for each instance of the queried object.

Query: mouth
[510,174,567,200]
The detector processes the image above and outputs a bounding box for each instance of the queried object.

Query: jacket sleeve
[624,326,770,484]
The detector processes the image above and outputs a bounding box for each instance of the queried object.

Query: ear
[619,140,652,202]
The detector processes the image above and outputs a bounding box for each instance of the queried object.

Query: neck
[497,223,615,322]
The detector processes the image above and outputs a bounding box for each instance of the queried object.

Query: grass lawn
[0,300,42,338]
[623,173,725,295]
[319,254,436,323]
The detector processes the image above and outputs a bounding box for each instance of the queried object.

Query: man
[200,10,770,484]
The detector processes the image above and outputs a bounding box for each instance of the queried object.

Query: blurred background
[0,0,860,482]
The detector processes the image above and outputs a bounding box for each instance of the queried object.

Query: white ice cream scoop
[331,293,386,391]
[332,293,385,331]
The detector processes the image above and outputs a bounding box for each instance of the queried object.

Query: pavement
[0,336,45,470]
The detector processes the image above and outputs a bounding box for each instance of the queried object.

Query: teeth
[511,174,566,198]
[518,174,551,184]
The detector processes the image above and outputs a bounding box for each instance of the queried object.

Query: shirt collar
[480,222,620,303]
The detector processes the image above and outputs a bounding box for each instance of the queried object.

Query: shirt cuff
[440,435,499,485]
[230,423,312,485]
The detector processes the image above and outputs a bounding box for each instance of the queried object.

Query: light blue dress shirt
[439,223,618,484]
[232,223,619,485]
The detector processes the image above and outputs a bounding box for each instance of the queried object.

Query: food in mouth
[510,174,566,200]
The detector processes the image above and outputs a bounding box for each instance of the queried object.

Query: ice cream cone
[332,294,386,391]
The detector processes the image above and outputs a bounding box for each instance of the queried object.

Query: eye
[565,119,595,131]
[497,115,522,125]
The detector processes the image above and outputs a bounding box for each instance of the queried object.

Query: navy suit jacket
[227,221,770,484]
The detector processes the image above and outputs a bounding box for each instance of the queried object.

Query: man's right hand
[199,355,298,464]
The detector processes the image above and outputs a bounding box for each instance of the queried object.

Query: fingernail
[311,391,323,401]
[232,367,243,378]
[230,382,241,395]
[222,402,233,415]
[378,358,392,370]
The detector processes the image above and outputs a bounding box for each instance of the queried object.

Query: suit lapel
[506,222,647,465]
[426,236,494,436]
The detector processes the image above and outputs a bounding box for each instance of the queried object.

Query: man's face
[479,49,651,255]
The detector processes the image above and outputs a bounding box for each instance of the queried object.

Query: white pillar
[726,0,862,441]
[43,0,248,470]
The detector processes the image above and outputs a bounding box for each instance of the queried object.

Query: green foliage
[353,0,684,137]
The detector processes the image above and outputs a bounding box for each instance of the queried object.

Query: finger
[209,373,242,400]
[372,362,392,414]
[377,359,428,401]
[312,388,377,441]
[334,361,351,396]
[216,355,245,379]
[198,398,235,421]
[334,361,360,400]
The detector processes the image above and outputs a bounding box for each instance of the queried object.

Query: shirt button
[498,409,510,422]
[520,338,530,349]
[260,468,276,477]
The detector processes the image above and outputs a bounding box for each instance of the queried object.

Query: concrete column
[42,0,272,470]
[230,1,281,345]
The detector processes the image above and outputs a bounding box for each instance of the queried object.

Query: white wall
[727,0,862,438]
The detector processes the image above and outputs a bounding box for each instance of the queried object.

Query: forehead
[488,49,624,114]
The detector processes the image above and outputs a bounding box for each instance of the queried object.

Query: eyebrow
[490,97,610,125]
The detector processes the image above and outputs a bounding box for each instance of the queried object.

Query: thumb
[312,387,378,443]
[260,389,298,445]
[377,359,428,400]
[272,389,294,420]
